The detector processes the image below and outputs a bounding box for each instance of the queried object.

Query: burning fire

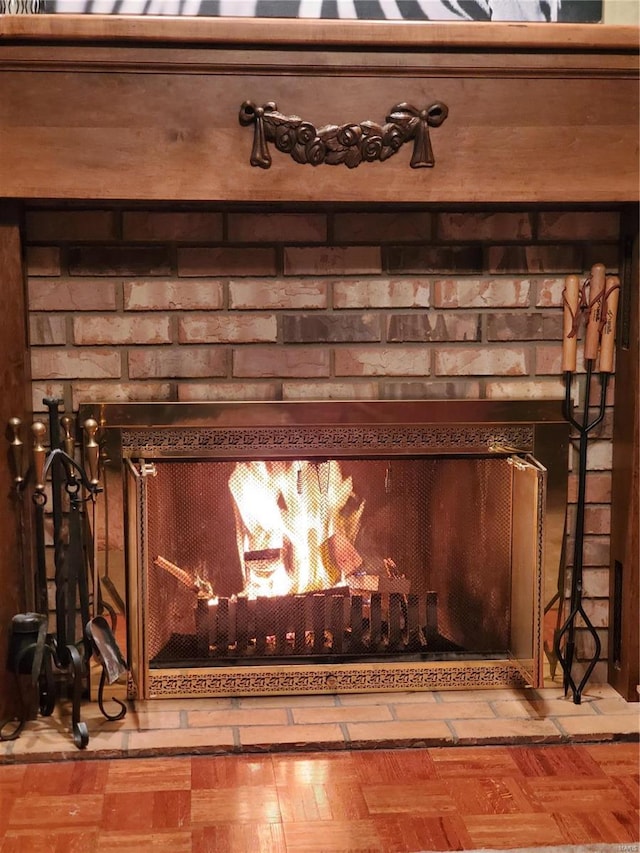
[228,460,365,599]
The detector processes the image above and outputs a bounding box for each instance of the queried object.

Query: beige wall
[604,0,640,24]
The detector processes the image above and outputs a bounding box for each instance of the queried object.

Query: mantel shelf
[0,14,639,51]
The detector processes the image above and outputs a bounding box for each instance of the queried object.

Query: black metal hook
[97,668,127,722]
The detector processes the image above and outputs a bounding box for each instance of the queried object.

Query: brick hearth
[1,683,638,764]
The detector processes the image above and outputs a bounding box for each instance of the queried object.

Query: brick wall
[24,203,620,681]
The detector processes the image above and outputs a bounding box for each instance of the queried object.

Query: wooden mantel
[0,16,638,203]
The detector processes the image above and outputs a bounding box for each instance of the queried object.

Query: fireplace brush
[556,264,620,704]
[1,399,127,749]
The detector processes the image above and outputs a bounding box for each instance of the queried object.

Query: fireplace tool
[555,264,620,704]
[0,399,127,749]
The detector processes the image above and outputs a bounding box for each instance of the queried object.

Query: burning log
[229,459,368,595]
[153,555,214,599]
[324,530,362,578]
[153,556,195,589]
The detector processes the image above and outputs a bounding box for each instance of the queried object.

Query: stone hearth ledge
[0,684,637,764]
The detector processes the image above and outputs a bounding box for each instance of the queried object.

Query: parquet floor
[0,742,637,852]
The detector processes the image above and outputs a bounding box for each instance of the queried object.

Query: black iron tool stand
[1,399,126,748]
[555,265,620,704]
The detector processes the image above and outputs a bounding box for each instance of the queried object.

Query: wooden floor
[0,742,637,852]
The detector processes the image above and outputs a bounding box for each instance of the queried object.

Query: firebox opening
[144,454,517,668]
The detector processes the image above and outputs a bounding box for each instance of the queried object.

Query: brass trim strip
[120,424,535,458]
[143,660,529,699]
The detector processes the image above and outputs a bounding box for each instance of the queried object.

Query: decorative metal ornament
[121,424,534,457]
[238,101,449,170]
[144,661,529,700]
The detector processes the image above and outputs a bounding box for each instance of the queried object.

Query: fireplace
[80,400,568,698]
[0,16,637,721]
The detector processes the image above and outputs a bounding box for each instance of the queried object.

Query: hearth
[80,400,568,699]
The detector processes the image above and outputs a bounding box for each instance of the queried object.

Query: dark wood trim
[608,210,639,702]
[0,202,31,720]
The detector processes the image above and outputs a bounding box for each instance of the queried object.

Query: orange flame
[229,460,364,599]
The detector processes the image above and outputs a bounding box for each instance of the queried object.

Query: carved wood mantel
[0,16,638,202]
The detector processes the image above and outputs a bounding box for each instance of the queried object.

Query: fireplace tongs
[556,264,620,704]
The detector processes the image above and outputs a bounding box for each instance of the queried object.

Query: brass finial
[8,417,25,485]
[31,421,47,493]
[60,415,75,459]
[83,418,100,487]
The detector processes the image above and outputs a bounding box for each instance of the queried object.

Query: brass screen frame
[80,400,569,699]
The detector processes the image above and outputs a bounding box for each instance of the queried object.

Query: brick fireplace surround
[24,202,624,670]
[0,15,638,758]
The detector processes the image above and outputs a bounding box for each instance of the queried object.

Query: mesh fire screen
[144,455,513,667]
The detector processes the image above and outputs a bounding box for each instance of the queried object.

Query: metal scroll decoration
[238,101,449,170]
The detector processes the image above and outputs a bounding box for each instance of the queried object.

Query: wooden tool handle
[599,276,620,373]
[584,263,606,361]
[562,274,581,373]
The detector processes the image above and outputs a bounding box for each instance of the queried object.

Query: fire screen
[144,456,515,667]
[81,400,568,697]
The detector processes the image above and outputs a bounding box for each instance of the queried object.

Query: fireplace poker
[33,405,98,746]
[43,397,70,656]
[31,420,50,617]
[7,417,33,613]
[556,264,620,703]
[96,441,126,618]
[4,405,129,748]
[82,417,119,628]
